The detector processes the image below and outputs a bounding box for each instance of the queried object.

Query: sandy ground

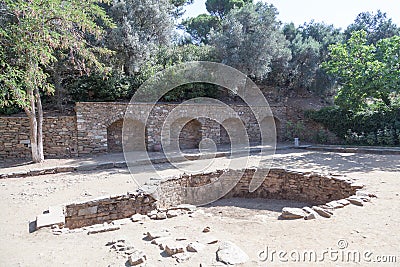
[0,149,399,266]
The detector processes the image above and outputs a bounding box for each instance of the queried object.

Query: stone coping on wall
[74,101,284,107]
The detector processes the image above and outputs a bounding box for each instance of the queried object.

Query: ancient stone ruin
[35,168,374,231]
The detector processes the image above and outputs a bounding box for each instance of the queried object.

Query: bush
[306,105,400,146]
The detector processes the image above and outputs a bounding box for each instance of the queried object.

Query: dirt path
[0,150,399,266]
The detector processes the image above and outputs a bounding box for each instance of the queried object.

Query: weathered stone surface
[155,212,167,220]
[187,241,205,252]
[87,225,120,235]
[312,206,332,218]
[347,196,364,206]
[172,252,193,263]
[326,201,344,209]
[202,226,210,233]
[216,241,249,265]
[77,206,98,216]
[164,242,185,256]
[176,204,197,212]
[166,209,181,218]
[131,214,147,222]
[302,207,318,220]
[146,230,170,240]
[128,250,146,266]
[280,207,306,219]
[337,199,350,206]
[36,206,65,230]
[356,190,377,198]
[151,237,173,250]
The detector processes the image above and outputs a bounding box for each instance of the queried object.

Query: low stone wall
[64,192,157,229]
[0,116,78,160]
[37,168,363,230]
[156,168,362,208]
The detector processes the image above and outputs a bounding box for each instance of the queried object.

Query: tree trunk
[35,87,44,162]
[25,87,44,163]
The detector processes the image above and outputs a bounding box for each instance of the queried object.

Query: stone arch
[170,118,202,150]
[220,118,247,146]
[107,118,146,152]
[260,116,280,143]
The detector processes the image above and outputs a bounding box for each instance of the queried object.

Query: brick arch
[170,118,202,150]
[104,114,126,129]
[106,117,147,152]
[260,116,281,142]
[219,118,247,146]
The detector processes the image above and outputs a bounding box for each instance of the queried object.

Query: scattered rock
[187,241,205,252]
[172,252,193,263]
[326,201,344,209]
[312,206,332,218]
[151,237,173,250]
[87,225,120,235]
[202,226,210,233]
[166,209,182,218]
[128,250,146,266]
[280,207,306,219]
[176,204,196,212]
[131,214,148,222]
[302,206,318,220]
[146,230,170,240]
[216,241,249,265]
[356,190,377,198]
[347,196,364,206]
[164,242,185,256]
[155,212,167,220]
[337,199,350,206]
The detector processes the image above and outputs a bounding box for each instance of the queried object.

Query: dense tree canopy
[345,10,400,44]
[205,0,252,19]
[323,30,400,110]
[106,0,175,75]
[0,0,114,162]
[182,14,220,44]
[211,2,290,80]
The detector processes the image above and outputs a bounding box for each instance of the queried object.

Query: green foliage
[106,0,175,75]
[205,0,252,19]
[268,21,342,96]
[284,120,305,140]
[306,104,400,146]
[211,2,290,81]
[0,0,114,110]
[155,44,221,101]
[182,14,220,44]
[65,72,133,102]
[323,31,400,110]
[345,10,400,44]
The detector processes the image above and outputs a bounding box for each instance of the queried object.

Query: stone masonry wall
[156,168,361,208]
[75,102,287,155]
[64,192,157,229]
[59,168,362,229]
[0,102,287,159]
[0,116,77,160]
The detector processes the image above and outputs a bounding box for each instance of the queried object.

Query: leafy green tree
[206,0,251,19]
[323,30,400,110]
[211,2,290,80]
[182,14,220,44]
[269,21,342,95]
[0,0,114,162]
[345,10,400,44]
[170,0,194,18]
[106,0,175,75]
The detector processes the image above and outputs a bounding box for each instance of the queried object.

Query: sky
[183,0,400,30]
